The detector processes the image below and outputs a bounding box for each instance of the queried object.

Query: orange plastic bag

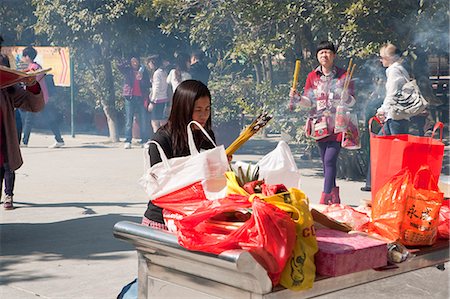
[369,168,412,242]
[369,167,444,245]
[400,167,444,246]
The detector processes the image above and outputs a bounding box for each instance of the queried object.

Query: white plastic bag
[140,121,229,200]
[256,140,301,188]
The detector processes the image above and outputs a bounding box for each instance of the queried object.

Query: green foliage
[0,0,37,45]
[3,0,447,140]
[208,72,310,143]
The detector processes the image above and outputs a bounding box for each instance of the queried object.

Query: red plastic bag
[438,200,450,239]
[369,119,444,199]
[151,182,210,232]
[322,204,370,231]
[176,196,296,286]
[152,181,208,216]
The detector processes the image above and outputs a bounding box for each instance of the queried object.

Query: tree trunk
[266,54,273,87]
[101,52,119,142]
[253,63,261,83]
[261,57,267,82]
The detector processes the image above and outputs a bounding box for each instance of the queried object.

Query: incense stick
[344,64,356,91]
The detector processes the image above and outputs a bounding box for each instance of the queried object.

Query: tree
[32,0,176,141]
[0,0,38,46]
[135,0,448,149]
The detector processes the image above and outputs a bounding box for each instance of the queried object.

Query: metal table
[113,221,449,299]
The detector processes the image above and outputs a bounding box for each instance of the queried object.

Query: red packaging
[315,229,387,277]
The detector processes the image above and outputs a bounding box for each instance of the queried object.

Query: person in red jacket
[19,46,65,148]
[290,41,355,205]
[0,53,45,209]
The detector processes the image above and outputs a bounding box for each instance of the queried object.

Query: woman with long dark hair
[147,55,169,134]
[167,52,191,92]
[142,79,215,228]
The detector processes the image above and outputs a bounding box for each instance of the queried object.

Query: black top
[189,62,210,86]
[144,126,216,223]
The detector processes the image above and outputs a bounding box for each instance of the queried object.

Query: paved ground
[0,132,448,298]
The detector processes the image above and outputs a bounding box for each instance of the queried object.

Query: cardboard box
[315,229,388,277]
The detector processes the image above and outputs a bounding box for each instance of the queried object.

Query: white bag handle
[187,120,216,155]
[149,141,171,170]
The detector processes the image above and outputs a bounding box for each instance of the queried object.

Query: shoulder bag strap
[149,141,171,170]
[187,120,216,155]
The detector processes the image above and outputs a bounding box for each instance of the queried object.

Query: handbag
[305,115,331,140]
[391,77,428,120]
[139,121,229,200]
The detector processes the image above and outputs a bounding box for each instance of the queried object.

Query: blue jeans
[20,102,64,145]
[0,163,15,196]
[124,96,149,143]
[382,119,410,135]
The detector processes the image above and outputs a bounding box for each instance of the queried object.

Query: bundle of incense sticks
[292,60,301,90]
[343,58,356,93]
[225,112,273,156]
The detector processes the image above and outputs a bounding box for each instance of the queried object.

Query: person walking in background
[147,55,169,135]
[190,50,210,85]
[376,43,410,135]
[166,52,191,93]
[0,52,45,209]
[142,80,216,228]
[290,41,356,205]
[361,44,411,192]
[19,46,65,148]
[119,55,150,149]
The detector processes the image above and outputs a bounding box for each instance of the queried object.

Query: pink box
[315,229,388,277]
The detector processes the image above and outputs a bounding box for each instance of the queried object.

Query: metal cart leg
[436,264,445,271]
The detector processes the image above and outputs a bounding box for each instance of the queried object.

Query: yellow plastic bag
[225,172,317,290]
[262,189,317,291]
[225,171,249,195]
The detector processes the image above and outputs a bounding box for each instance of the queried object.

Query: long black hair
[163,79,212,155]
[174,52,190,83]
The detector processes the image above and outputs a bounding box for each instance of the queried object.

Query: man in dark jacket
[190,50,210,86]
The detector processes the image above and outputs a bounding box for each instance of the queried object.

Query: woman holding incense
[290,41,355,205]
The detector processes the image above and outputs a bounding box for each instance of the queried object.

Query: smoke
[351,57,386,121]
